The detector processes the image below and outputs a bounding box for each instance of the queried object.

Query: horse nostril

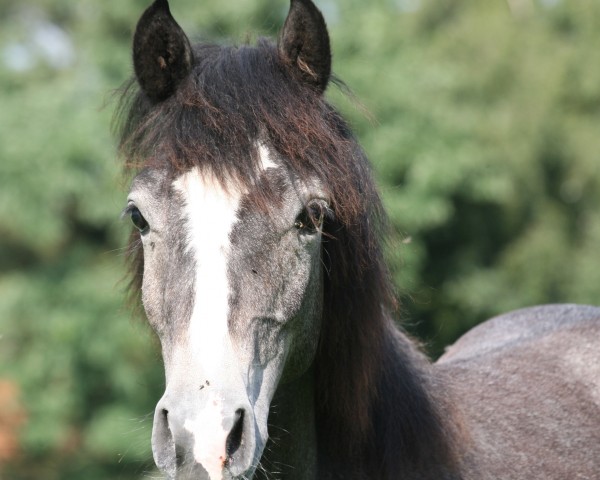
[226,409,245,460]
[152,404,177,477]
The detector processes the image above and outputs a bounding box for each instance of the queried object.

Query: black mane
[116,38,464,479]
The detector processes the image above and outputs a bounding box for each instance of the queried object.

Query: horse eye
[294,201,327,234]
[130,207,149,233]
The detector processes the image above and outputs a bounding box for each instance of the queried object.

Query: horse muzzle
[151,386,260,480]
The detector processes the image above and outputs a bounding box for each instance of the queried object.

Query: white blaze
[173,168,242,479]
[174,168,241,377]
[258,143,278,171]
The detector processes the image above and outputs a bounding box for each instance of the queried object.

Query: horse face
[126,146,327,479]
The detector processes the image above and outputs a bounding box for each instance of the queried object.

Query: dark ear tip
[143,0,171,15]
[134,0,172,35]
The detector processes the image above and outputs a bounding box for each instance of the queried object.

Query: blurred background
[1,0,599,478]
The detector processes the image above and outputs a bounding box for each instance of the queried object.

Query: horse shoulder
[436,304,600,479]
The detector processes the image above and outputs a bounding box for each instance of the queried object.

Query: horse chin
[165,443,263,480]
[156,453,262,480]
[168,464,258,480]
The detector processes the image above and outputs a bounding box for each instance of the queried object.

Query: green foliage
[330,0,600,352]
[1,0,599,478]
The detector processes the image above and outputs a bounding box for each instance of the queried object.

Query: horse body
[118,1,600,478]
[438,304,600,479]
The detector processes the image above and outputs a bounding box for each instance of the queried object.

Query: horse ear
[133,0,193,102]
[278,0,331,93]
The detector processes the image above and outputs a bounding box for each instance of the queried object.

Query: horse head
[122,1,355,478]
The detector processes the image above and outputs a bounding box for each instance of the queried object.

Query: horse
[116,1,600,478]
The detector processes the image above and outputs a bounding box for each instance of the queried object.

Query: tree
[330,0,600,354]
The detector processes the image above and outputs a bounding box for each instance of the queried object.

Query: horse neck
[372,325,466,478]
[258,367,318,480]
[316,319,466,479]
